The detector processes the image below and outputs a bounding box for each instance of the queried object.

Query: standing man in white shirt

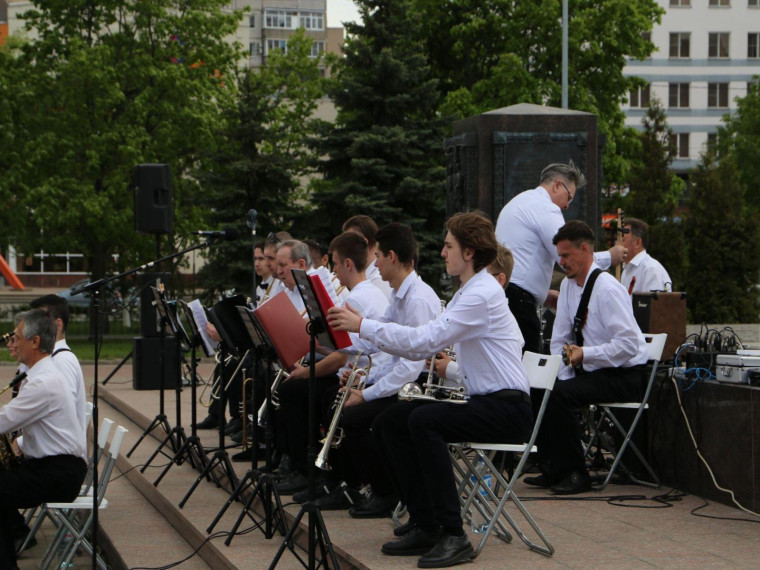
[620,217,672,294]
[495,162,625,352]
[0,310,88,570]
[526,221,648,495]
[329,212,532,568]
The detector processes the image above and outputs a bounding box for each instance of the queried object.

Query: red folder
[308,274,352,350]
[253,291,310,369]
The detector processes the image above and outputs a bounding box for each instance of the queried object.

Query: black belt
[506,283,538,305]
[487,389,531,405]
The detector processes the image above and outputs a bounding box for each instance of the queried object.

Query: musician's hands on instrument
[327,304,362,332]
[543,289,559,310]
[562,343,583,367]
[287,362,309,380]
[11,438,22,458]
[609,244,627,266]
[429,352,451,379]
[205,322,221,343]
[342,387,365,408]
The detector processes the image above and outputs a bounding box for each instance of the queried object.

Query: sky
[327,0,360,27]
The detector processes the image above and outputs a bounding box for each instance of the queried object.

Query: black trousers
[277,373,339,475]
[372,397,532,534]
[536,366,646,479]
[506,284,541,354]
[0,454,87,567]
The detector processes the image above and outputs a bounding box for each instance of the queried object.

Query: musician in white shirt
[620,217,672,294]
[329,212,531,568]
[0,310,87,569]
[343,215,393,302]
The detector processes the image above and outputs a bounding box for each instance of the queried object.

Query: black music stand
[127,283,176,460]
[179,295,251,508]
[153,299,213,485]
[269,269,340,570]
[208,305,289,543]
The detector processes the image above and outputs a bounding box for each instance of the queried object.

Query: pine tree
[306,0,448,288]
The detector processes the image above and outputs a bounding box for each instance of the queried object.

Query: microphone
[247,209,258,235]
[192,228,239,240]
[1,331,15,343]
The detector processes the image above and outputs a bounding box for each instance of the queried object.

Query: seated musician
[308,225,440,514]
[342,215,393,302]
[0,310,88,569]
[329,211,531,568]
[525,220,648,495]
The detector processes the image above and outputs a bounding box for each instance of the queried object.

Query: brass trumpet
[397,349,467,404]
[315,352,372,471]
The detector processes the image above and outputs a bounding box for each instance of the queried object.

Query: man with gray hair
[275,239,313,312]
[621,217,672,294]
[495,161,626,353]
[0,310,87,569]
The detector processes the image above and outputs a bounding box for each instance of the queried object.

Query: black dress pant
[536,366,646,479]
[0,454,86,568]
[506,283,541,354]
[372,397,532,534]
[277,373,339,475]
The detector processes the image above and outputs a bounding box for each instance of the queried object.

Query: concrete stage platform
[6,361,760,569]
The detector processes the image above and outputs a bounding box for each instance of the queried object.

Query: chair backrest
[644,333,667,364]
[522,352,562,392]
[95,425,128,503]
[98,418,115,450]
[85,402,94,427]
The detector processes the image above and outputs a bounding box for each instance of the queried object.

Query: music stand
[179,295,251,508]
[153,299,212,486]
[269,269,341,570]
[208,304,291,542]
[126,283,175,460]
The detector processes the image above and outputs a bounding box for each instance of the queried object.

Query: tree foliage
[0,0,241,281]
[306,0,448,287]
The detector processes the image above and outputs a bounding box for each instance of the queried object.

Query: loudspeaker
[132,336,181,390]
[132,164,173,234]
[632,292,687,362]
[139,273,171,337]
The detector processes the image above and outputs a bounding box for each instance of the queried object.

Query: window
[310,41,325,57]
[751,0,760,7]
[249,15,255,27]
[669,133,690,158]
[709,0,730,6]
[749,33,760,58]
[630,84,651,108]
[708,33,730,58]
[670,0,690,5]
[706,133,718,151]
[265,10,295,29]
[266,39,288,54]
[668,83,690,108]
[708,83,729,108]
[300,11,324,30]
[669,33,690,58]
[249,42,261,56]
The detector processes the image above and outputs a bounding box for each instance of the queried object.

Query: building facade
[623,0,760,174]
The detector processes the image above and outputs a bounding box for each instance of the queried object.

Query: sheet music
[188,299,216,356]
[313,266,341,306]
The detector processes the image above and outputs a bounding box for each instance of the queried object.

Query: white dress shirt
[51,339,88,450]
[621,250,672,294]
[551,263,649,380]
[360,269,529,396]
[495,186,611,303]
[365,261,393,302]
[0,355,87,460]
[352,271,441,401]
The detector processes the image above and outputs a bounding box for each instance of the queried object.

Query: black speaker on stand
[132,164,174,235]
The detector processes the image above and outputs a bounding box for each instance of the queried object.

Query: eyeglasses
[559,181,574,204]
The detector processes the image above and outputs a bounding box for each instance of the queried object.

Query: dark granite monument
[445,103,603,231]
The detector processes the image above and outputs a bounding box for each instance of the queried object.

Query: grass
[0,338,134,363]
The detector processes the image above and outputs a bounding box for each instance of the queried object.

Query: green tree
[685,152,760,323]
[0,0,241,283]
[197,31,326,299]
[307,0,448,287]
[408,0,663,183]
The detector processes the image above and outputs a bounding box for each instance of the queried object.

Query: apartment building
[623,0,760,173]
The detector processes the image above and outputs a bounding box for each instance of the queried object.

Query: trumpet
[315,352,372,471]
[256,357,305,428]
[397,349,467,404]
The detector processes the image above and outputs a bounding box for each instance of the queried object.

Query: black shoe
[272,454,292,478]
[523,473,555,488]
[381,527,442,556]
[417,534,475,568]
[194,415,220,430]
[14,534,37,554]
[277,472,309,494]
[551,470,592,495]
[314,484,362,511]
[349,493,398,518]
[394,520,416,537]
[224,417,243,435]
[231,447,263,463]
[229,430,244,444]
[293,480,337,504]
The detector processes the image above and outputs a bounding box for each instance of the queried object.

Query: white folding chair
[40,425,128,570]
[450,352,561,557]
[589,333,666,490]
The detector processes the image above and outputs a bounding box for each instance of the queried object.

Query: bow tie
[259,282,269,290]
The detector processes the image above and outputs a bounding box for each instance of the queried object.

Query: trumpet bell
[398,382,423,401]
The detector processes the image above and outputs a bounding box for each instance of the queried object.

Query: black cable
[691,498,760,524]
